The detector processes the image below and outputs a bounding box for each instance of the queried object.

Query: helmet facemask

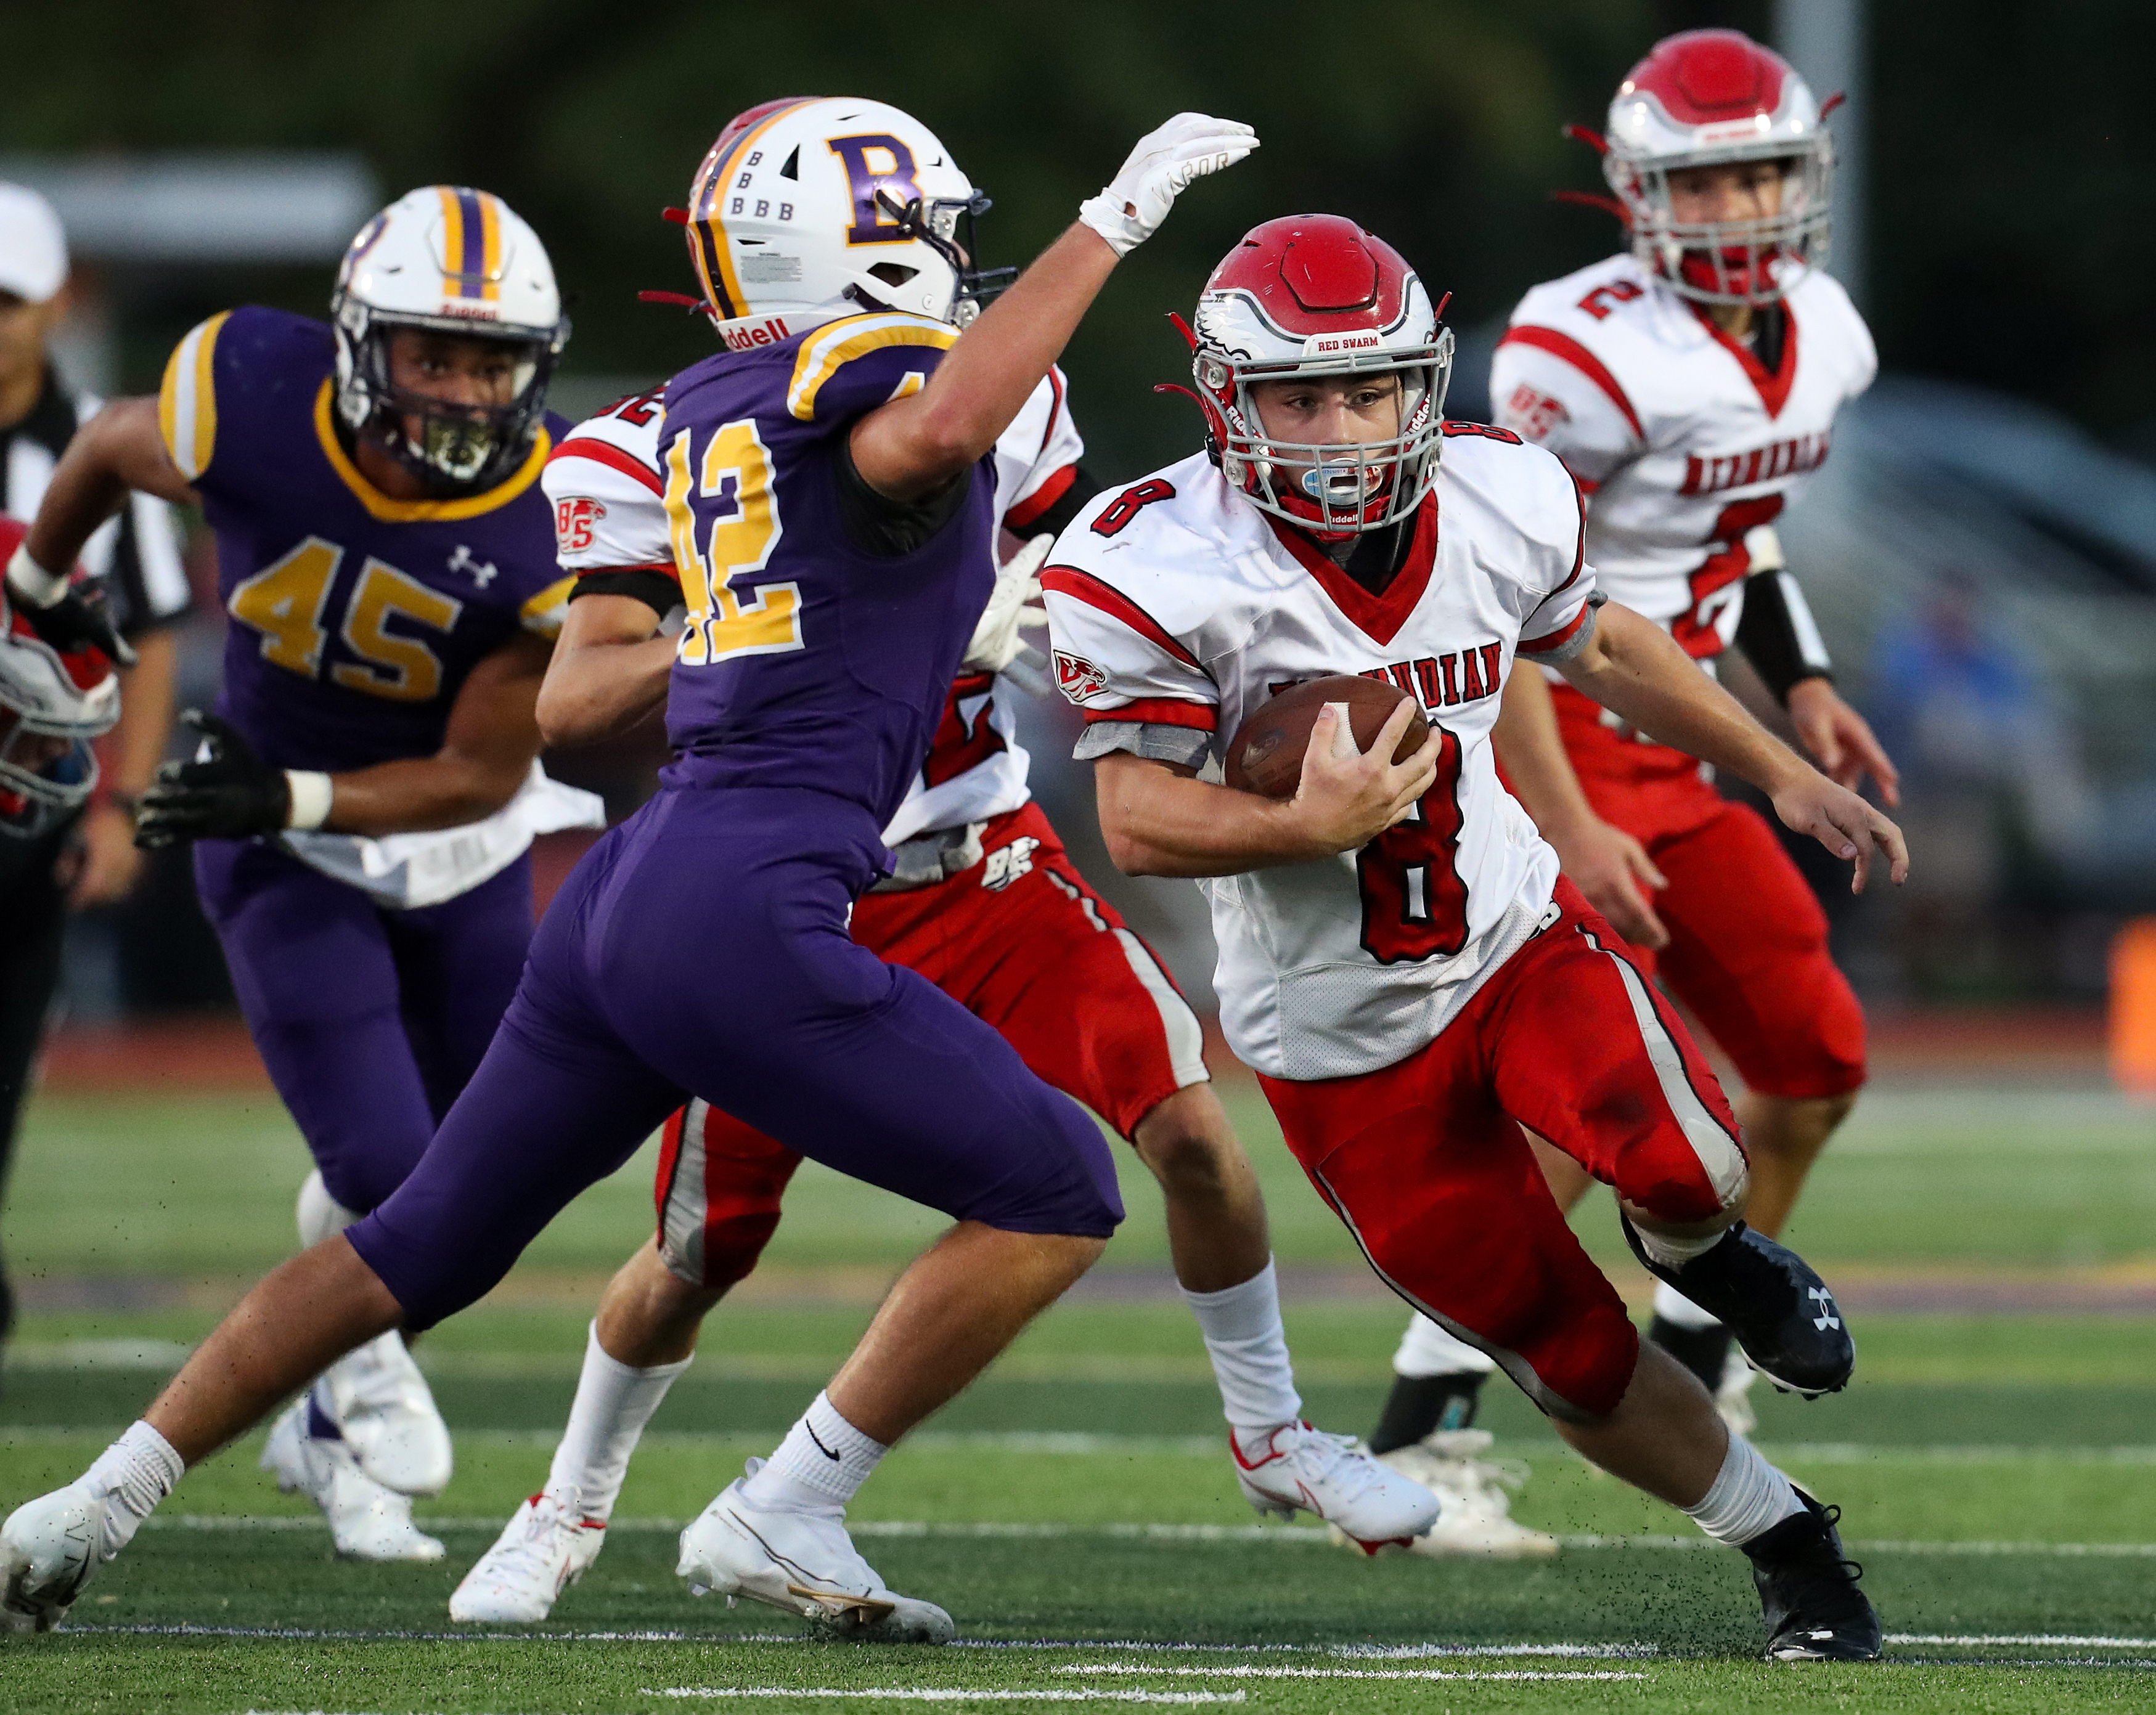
[1608,141,1832,307]
[331,299,566,494]
[1198,332,1453,536]
[864,189,1015,328]
[0,709,97,839]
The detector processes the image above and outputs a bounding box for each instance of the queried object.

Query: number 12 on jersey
[664,418,804,667]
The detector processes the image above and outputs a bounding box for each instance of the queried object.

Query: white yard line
[1053,1666,1645,1682]
[642,1693,1246,1705]
[28,1427,2156,1463]
[1886,1633,2156,1647]
[129,1514,2156,1557]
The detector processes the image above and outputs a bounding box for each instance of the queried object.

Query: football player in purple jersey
[6,187,600,1563]
[2,105,1255,1640]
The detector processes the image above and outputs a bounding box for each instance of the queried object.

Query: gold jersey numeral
[664,417,802,668]
[226,539,462,702]
[226,536,339,677]
[332,562,463,702]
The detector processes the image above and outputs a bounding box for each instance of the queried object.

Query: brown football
[1223,674,1431,800]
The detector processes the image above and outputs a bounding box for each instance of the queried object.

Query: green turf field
[6,1080,2156,1711]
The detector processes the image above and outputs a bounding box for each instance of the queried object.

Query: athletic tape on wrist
[6,542,68,608]
[285,770,333,831]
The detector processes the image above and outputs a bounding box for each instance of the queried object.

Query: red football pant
[1259,882,1747,1422]
[652,804,1208,1287]
[1549,681,1867,1101]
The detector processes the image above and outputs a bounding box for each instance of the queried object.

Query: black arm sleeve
[1736,568,1834,704]
[568,568,682,618]
[832,438,974,556]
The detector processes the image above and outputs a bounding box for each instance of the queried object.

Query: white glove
[1079,113,1259,258]
[963,532,1054,674]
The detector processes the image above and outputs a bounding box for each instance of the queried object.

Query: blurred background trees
[6,0,2154,1010]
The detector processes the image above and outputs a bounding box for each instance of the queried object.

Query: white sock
[1182,1258,1304,1446]
[544,1323,693,1522]
[1631,1220,1727,1270]
[1683,1433,1805,1546]
[296,1169,359,1246]
[1653,1281,1724,1331]
[83,1422,184,1557]
[743,1390,886,1512]
[1392,1312,1498,1379]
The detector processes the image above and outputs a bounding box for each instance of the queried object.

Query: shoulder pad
[158,306,332,484]
[784,312,959,425]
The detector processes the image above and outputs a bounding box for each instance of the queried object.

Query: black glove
[14,581,137,668]
[134,711,290,849]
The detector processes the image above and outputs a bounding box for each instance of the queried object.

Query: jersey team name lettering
[1680,431,1832,497]
[1357,643,1506,711]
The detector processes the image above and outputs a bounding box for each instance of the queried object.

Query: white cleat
[1352,1430,1560,1560]
[261,1399,446,1563]
[676,1468,953,1644]
[1,1485,110,1632]
[1232,1420,1439,1555]
[1717,1350,1760,1438]
[316,1332,454,1496]
[451,1484,606,1623]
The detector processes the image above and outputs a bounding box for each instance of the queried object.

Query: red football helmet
[1186,215,1451,536]
[0,518,119,839]
[1600,29,1834,305]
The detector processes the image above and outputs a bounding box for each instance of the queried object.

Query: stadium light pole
[1776,0,1868,311]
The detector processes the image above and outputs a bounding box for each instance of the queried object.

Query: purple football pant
[348,786,1123,1331]
[195,839,533,1215]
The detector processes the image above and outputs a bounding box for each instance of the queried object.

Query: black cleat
[1742,1489,1882,1661]
[1622,1218,1853,1396]
[1648,1314,1734,1393]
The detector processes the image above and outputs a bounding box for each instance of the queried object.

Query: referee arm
[24,397,195,574]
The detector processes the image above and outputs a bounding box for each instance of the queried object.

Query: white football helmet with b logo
[330,186,570,491]
[680,97,1011,351]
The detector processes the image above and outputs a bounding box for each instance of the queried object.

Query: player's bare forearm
[849,224,1119,501]
[1492,666,1601,843]
[536,593,676,748]
[24,397,197,573]
[1555,602,1807,799]
[1559,603,1907,888]
[1095,703,1435,878]
[1093,753,1325,878]
[1494,663,1668,947]
[324,632,550,835]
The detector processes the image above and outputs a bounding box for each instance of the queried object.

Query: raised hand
[1079,114,1259,258]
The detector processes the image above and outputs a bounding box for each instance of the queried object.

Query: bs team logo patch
[1053,650,1108,703]
[554,496,606,556]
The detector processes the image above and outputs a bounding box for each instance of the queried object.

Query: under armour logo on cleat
[1808,1287,1842,1331]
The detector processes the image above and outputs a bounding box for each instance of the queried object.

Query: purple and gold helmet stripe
[688,100,815,320]
[435,185,502,303]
